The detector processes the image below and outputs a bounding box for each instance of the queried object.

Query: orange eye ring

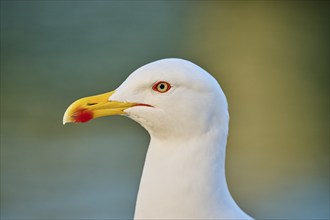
[152,81,171,93]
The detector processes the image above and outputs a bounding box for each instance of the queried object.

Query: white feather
[110,58,252,219]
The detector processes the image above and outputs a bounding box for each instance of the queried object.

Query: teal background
[1,1,329,219]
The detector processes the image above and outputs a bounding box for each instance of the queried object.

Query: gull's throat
[134,128,251,219]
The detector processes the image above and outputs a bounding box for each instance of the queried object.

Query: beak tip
[62,111,71,125]
[62,118,68,125]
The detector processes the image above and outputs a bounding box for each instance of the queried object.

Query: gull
[63,58,253,219]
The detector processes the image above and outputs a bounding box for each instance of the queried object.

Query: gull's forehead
[125,58,216,90]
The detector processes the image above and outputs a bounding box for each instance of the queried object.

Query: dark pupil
[159,84,165,90]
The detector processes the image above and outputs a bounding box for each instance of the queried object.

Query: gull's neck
[134,127,251,219]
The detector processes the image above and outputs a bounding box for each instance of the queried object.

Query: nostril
[87,103,97,106]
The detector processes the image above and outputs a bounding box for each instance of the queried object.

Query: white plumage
[64,58,252,219]
[111,58,252,219]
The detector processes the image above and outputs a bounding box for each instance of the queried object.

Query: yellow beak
[63,91,136,124]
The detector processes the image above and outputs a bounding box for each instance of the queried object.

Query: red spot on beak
[72,108,93,123]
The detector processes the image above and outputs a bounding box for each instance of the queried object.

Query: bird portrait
[63,58,252,219]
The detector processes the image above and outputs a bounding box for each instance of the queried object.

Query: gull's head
[63,58,229,139]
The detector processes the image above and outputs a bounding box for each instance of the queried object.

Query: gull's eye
[152,81,171,93]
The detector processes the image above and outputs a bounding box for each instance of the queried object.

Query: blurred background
[1,1,329,219]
